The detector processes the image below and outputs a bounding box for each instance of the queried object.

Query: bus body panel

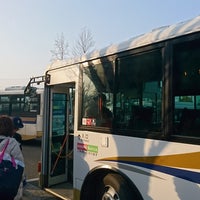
[46,64,80,86]
[74,131,200,200]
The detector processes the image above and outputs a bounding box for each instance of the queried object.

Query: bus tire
[99,173,142,200]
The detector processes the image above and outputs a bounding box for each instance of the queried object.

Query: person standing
[12,116,25,200]
[0,115,24,200]
[12,116,23,150]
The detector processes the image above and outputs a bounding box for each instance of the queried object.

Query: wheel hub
[102,186,120,200]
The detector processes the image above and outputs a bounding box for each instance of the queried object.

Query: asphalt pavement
[22,181,61,200]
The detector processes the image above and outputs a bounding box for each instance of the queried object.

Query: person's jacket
[0,136,24,167]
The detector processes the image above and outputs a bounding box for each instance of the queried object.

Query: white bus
[41,15,200,200]
[0,86,44,140]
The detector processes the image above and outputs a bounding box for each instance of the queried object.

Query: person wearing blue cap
[12,116,24,150]
[12,117,26,200]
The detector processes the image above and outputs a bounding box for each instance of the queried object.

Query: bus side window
[174,97,200,137]
[115,49,162,134]
[173,40,200,137]
[82,62,114,128]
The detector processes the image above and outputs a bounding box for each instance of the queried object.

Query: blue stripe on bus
[105,159,200,184]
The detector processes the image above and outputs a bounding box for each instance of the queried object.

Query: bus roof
[47,15,200,71]
[4,86,26,91]
[0,86,43,95]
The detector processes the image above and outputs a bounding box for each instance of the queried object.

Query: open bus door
[49,86,74,186]
[42,84,74,192]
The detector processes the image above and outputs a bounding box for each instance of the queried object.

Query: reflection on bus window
[52,93,67,136]
[82,62,114,128]
[173,40,200,137]
[115,50,162,133]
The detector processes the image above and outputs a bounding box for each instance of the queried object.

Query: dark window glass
[115,50,163,134]
[51,93,67,176]
[0,96,10,115]
[173,40,200,137]
[0,94,40,117]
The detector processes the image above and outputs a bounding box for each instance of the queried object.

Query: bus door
[47,85,74,186]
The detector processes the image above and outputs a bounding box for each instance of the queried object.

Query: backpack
[0,139,24,199]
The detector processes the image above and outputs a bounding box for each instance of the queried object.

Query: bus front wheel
[99,173,139,200]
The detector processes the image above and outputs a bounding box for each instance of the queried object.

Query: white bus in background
[0,86,44,140]
[40,15,200,200]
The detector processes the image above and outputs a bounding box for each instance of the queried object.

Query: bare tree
[50,33,69,61]
[72,27,95,57]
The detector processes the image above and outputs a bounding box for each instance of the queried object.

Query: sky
[0,0,200,89]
